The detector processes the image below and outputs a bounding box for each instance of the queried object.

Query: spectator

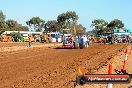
[82,35,88,48]
[126,36,130,44]
[28,35,33,47]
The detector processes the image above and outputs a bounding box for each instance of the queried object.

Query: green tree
[91,19,108,34]
[44,20,61,32]
[57,11,78,35]
[75,24,86,35]
[6,20,18,31]
[0,22,8,30]
[107,19,124,32]
[16,25,29,31]
[0,10,28,33]
[26,17,45,31]
[6,20,28,31]
[0,10,5,22]
[0,21,9,34]
[0,10,7,34]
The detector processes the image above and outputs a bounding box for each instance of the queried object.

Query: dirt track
[0,43,128,88]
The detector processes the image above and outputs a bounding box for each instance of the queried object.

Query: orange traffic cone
[131,46,132,54]
[123,60,127,71]
[108,62,113,74]
[78,67,85,75]
[125,48,129,55]
[107,61,113,88]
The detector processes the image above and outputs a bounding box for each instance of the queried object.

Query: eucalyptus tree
[91,19,108,34]
[26,17,45,31]
[57,11,78,35]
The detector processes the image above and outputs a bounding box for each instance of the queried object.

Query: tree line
[26,11,86,36]
[0,10,86,36]
[0,10,29,34]
[0,10,124,35]
[91,19,124,35]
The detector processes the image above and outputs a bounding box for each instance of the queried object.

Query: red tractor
[62,37,74,49]
[62,37,84,49]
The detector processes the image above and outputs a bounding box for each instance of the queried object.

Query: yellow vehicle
[40,33,47,43]
[1,35,12,42]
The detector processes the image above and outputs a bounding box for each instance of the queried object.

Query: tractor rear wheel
[79,43,83,49]
[74,42,79,49]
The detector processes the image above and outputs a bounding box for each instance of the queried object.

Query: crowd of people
[98,35,131,44]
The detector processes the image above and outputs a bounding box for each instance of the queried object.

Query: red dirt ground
[0,43,128,88]
[76,45,132,88]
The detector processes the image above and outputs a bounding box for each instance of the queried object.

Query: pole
[107,84,113,88]
[107,61,113,88]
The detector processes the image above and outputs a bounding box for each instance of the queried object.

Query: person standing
[126,36,130,44]
[88,35,91,45]
[85,36,89,48]
[28,35,33,47]
[104,35,107,44]
[82,35,88,48]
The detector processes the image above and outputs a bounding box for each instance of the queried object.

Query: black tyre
[79,43,83,49]
[36,39,40,42]
[41,41,44,43]
[76,76,86,85]
[74,42,79,49]
[111,39,114,44]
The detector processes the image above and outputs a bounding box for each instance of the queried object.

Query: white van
[22,33,29,42]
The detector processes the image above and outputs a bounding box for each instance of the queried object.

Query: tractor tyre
[74,42,79,49]
[79,43,83,49]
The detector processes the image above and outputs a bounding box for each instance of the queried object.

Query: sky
[0,0,132,31]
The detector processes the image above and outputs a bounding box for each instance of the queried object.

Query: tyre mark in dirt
[0,56,60,87]
[0,47,58,64]
[0,64,55,88]
[0,44,128,88]
[0,52,46,64]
